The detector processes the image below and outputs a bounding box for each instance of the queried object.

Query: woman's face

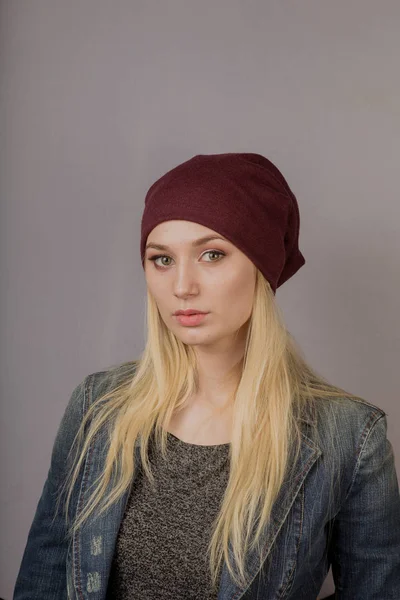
[144,220,257,349]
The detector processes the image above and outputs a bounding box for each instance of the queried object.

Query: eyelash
[147,250,226,269]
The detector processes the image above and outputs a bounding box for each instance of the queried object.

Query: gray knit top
[106,430,231,600]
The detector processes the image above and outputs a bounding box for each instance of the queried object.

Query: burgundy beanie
[140,152,305,294]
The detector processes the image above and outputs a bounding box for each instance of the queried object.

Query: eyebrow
[145,235,229,252]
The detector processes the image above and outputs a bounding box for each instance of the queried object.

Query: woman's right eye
[147,255,171,267]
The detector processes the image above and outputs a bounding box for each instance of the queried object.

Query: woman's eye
[151,255,172,267]
[148,250,225,268]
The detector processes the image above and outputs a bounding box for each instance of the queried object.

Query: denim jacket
[14,361,400,599]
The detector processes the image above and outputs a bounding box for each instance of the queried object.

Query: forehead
[146,220,229,245]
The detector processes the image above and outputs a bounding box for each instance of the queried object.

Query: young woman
[14,153,400,599]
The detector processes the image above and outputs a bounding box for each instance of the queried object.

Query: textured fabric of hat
[140,152,305,294]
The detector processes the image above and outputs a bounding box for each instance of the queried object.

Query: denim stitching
[72,374,96,600]
[230,448,318,600]
[343,412,384,504]
[279,484,305,598]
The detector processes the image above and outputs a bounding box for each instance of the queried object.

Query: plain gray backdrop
[1,1,399,598]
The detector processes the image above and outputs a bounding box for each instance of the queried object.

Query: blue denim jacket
[14,361,400,599]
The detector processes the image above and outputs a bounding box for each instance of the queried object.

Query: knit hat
[140,152,305,294]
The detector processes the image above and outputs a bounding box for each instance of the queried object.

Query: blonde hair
[60,269,361,590]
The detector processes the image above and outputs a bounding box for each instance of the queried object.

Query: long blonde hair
[61,269,361,590]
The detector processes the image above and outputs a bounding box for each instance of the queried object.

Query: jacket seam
[343,412,385,505]
[345,396,386,417]
[329,413,386,596]
[279,483,305,597]
[72,373,96,600]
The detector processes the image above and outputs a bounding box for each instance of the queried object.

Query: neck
[193,354,244,410]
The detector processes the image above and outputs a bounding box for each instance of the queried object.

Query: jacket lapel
[217,427,321,600]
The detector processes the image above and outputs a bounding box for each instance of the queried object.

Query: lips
[174,310,207,316]
[174,312,208,326]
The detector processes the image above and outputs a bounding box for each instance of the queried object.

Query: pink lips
[174,313,208,326]
[174,309,207,316]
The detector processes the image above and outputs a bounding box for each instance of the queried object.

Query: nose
[173,262,200,298]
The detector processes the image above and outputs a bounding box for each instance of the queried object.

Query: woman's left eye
[148,250,225,268]
[201,250,225,262]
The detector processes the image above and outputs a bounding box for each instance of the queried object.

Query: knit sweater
[106,430,231,599]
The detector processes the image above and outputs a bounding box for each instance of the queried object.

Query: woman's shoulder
[84,359,139,402]
[314,392,386,426]
[64,360,139,424]
[308,391,389,461]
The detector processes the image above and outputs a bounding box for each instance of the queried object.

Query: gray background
[1,1,399,598]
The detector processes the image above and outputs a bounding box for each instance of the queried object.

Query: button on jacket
[14,362,400,599]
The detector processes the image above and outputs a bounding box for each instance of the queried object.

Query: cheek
[145,272,162,295]
[145,278,168,311]
[217,279,254,319]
